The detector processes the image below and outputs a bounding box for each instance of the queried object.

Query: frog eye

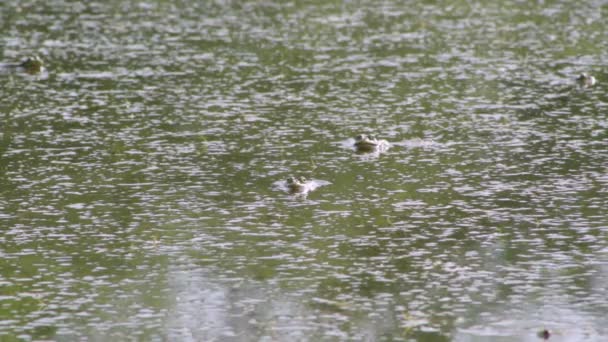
[355,134,363,140]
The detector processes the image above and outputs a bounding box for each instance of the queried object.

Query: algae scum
[1,1,608,341]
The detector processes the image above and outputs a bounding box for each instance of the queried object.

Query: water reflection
[1,0,608,340]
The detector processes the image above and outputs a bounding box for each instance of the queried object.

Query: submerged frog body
[577,73,596,88]
[354,134,389,153]
[0,55,44,74]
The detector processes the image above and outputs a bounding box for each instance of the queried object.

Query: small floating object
[576,73,596,88]
[537,329,550,340]
[354,134,390,153]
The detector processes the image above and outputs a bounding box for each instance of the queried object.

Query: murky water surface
[1,1,608,341]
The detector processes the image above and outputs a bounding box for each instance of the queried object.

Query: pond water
[1,1,607,341]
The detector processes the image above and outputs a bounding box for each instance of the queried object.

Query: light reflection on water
[1,0,608,341]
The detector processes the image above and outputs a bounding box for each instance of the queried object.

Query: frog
[354,134,390,153]
[0,55,44,74]
[576,73,596,88]
[286,176,309,193]
[280,176,330,195]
